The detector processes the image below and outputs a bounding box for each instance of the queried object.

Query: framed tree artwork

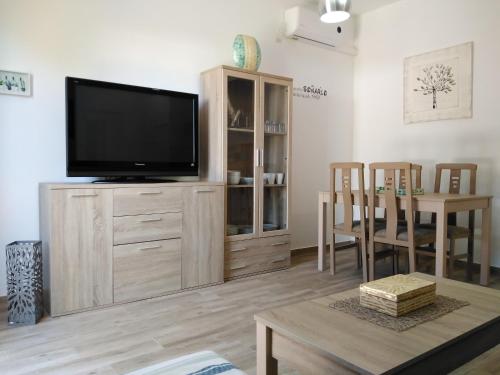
[404,42,472,124]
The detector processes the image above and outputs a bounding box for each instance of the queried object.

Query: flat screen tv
[66,77,198,178]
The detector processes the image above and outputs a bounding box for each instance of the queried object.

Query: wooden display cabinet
[201,66,292,279]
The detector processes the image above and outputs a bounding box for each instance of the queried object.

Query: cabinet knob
[272,242,289,247]
[230,264,248,271]
[139,218,162,223]
[139,245,162,251]
[195,188,216,193]
[231,247,248,252]
[71,193,98,198]
[272,257,288,263]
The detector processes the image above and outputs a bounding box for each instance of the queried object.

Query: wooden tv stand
[39,181,224,316]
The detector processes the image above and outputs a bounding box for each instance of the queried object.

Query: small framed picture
[0,70,32,96]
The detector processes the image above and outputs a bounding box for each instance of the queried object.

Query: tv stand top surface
[40,180,223,190]
[92,177,177,184]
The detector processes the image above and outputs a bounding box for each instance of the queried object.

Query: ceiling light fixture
[319,0,351,23]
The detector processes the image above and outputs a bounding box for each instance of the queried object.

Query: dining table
[317,191,493,286]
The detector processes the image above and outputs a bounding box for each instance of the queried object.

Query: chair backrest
[432,163,477,225]
[369,163,415,246]
[398,164,422,222]
[434,163,477,194]
[399,164,422,189]
[330,162,366,235]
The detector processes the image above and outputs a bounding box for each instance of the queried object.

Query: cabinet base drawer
[113,212,182,245]
[114,187,183,216]
[224,235,291,279]
[114,239,181,303]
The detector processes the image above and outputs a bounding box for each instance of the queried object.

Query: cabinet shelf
[228,127,254,133]
[264,132,287,136]
[227,184,254,188]
[264,184,287,188]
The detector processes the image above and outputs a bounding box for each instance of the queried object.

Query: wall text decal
[293,84,328,100]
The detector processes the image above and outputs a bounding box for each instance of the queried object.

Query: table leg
[256,321,277,375]
[435,204,448,279]
[318,197,327,272]
[480,200,492,286]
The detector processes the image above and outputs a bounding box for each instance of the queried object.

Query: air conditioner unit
[285,6,357,55]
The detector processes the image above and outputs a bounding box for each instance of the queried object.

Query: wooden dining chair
[330,163,369,281]
[422,163,477,278]
[368,163,435,281]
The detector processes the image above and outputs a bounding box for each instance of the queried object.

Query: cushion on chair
[335,219,385,233]
[419,223,470,239]
[374,226,435,246]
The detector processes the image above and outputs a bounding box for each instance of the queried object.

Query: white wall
[354,0,500,266]
[0,0,354,295]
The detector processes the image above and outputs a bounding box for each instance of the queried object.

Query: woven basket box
[360,274,436,317]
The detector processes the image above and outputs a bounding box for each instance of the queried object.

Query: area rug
[330,295,469,332]
[125,350,246,375]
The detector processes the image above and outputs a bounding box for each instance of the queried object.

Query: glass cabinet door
[260,78,291,236]
[225,72,259,239]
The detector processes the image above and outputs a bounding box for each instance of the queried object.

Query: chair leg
[408,245,416,273]
[360,238,368,283]
[330,232,336,276]
[368,238,375,281]
[467,233,474,281]
[356,240,362,269]
[393,249,400,275]
[448,239,455,277]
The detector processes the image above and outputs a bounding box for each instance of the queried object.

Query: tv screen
[66,77,198,177]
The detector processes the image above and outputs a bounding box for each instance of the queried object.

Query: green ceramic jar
[233,34,262,71]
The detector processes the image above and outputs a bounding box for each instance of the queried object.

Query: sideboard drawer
[224,238,261,258]
[113,212,182,245]
[225,235,290,261]
[224,235,291,279]
[114,187,183,216]
[113,239,181,303]
[224,248,290,279]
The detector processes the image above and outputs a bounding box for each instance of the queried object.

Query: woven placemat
[329,295,469,332]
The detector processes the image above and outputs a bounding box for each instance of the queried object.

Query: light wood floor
[0,248,499,375]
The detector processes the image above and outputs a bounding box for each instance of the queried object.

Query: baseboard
[291,241,353,254]
[290,245,500,274]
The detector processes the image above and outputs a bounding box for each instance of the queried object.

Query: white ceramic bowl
[240,177,254,185]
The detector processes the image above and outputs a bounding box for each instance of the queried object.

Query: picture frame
[404,42,472,124]
[0,70,32,96]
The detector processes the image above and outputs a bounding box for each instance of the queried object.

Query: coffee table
[254,273,500,374]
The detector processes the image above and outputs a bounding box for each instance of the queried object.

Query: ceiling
[305,0,401,15]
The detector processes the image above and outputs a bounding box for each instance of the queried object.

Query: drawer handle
[195,188,216,193]
[139,218,162,223]
[138,191,162,195]
[231,247,248,252]
[272,242,289,247]
[272,257,288,263]
[139,245,162,251]
[230,264,248,270]
[71,193,98,198]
